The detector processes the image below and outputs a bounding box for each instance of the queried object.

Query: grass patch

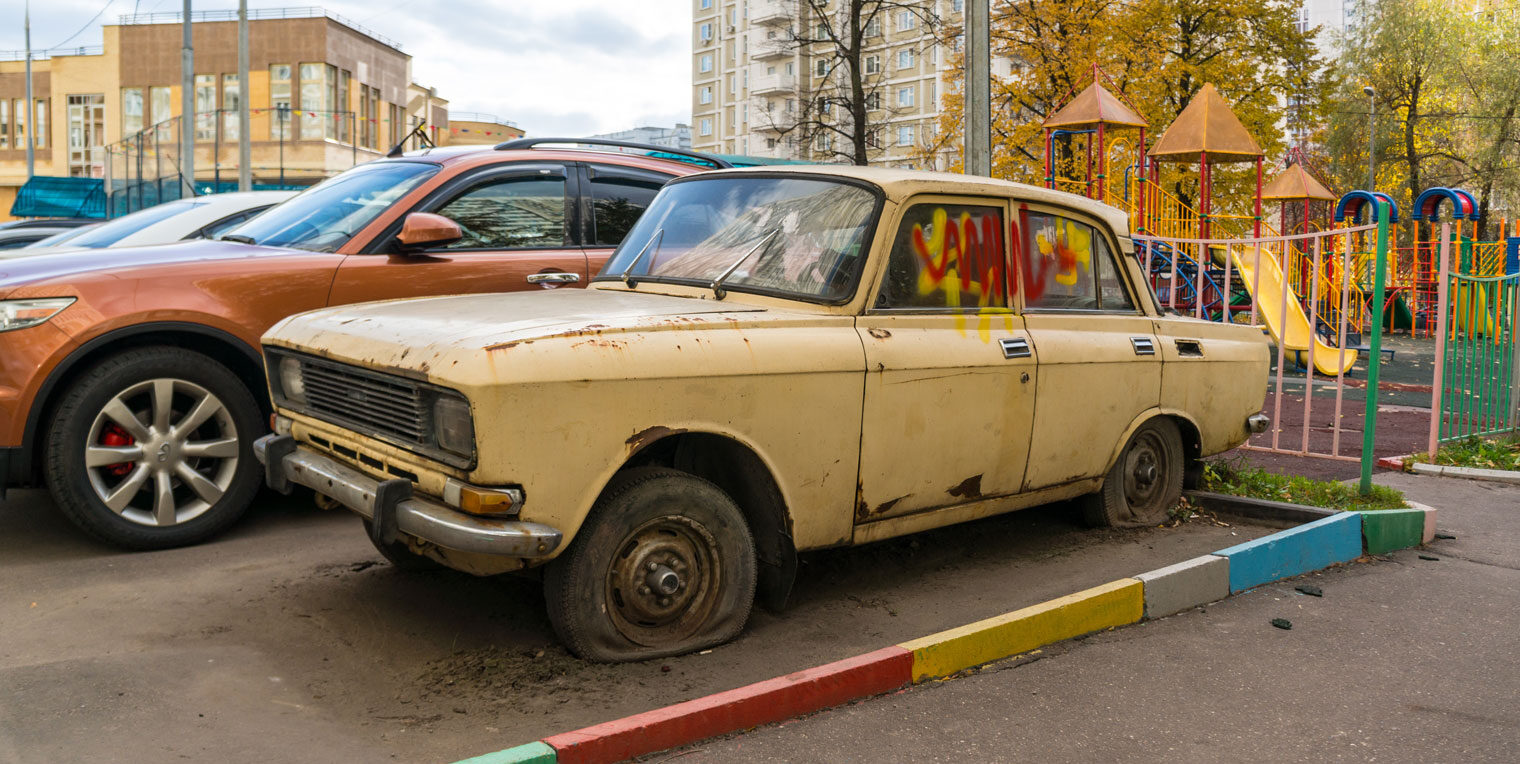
[1202,457,1406,511]
[1421,436,1520,471]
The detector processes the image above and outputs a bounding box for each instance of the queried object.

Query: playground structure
[1040,77,1520,461]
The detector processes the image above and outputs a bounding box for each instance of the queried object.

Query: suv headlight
[0,298,76,332]
[433,395,475,458]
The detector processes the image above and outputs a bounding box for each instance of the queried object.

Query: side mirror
[396,212,462,252]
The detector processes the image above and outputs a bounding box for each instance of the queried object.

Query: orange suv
[0,139,717,549]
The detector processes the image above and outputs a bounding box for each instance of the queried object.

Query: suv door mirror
[396,212,463,251]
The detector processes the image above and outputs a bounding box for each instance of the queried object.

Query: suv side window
[1020,212,1133,312]
[877,202,1008,310]
[433,175,569,250]
[587,165,669,246]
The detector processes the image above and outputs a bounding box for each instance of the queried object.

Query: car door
[1018,206,1162,490]
[327,162,588,304]
[580,162,674,276]
[855,196,1038,524]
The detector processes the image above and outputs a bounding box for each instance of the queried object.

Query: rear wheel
[544,467,756,662]
[43,347,263,550]
[1082,418,1184,528]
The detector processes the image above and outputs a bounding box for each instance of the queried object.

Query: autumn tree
[757,0,946,165]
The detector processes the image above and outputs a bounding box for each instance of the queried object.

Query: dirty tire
[1082,418,1184,528]
[363,520,445,572]
[544,467,756,663]
[43,347,263,550]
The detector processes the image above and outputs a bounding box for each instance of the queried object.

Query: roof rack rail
[493,137,733,169]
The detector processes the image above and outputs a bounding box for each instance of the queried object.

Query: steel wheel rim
[1122,429,1168,512]
[84,378,240,528]
[605,514,723,647]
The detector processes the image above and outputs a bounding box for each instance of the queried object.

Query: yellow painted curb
[899,578,1144,682]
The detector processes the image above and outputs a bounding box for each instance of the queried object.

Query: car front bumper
[253,434,562,558]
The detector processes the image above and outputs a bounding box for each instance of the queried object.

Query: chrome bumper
[253,434,561,558]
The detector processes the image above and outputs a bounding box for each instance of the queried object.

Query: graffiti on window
[881,203,1012,340]
[1021,212,1099,310]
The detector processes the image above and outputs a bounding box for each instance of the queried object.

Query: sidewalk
[661,473,1520,763]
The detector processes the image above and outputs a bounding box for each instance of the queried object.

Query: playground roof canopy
[1261,163,1336,201]
[1149,83,1263,163]
[1042,81,1148,129]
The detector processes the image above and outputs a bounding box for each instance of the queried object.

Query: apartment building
[692,0,965,168]
[0,7,489,217]
[591,124,693,150]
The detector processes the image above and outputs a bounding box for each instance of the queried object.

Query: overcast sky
[0,0,692,135]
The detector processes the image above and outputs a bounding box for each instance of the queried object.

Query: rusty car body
[256,166,1270,661]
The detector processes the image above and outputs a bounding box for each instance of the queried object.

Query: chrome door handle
[999,337,1031,359]
[527,272,580,285]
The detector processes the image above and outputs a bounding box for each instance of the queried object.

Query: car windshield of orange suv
[0,141,713,551]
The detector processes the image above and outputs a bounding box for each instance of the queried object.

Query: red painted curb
[544,646,914,764]
[1376,453,1412,470]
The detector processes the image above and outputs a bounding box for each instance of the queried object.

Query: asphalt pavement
[663,472,1520,763]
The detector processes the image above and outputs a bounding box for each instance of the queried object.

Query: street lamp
[1363,85,1376,191]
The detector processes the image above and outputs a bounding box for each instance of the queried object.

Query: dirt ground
[0,486,1275,763]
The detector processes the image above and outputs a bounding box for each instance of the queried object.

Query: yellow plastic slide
[1453,283,1499,337]
[1227,245,1359,376]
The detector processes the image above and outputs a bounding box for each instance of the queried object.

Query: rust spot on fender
[571,338,627,351]
[854,481,869,522]
[947,474,983,499]
[871,494,908,516]
[626,425,687,452]
[485,339,534,352]
[867,328,892,339]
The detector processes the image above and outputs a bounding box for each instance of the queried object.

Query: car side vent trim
[1175,339,1205,357]
[1000,337,1032,359]
[1131,337,1156,356]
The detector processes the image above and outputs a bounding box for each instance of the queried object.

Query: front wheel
[544,467,756,662]
[43,347,264,550]
[1082,418,1184,528]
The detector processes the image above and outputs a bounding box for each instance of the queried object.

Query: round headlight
[278,357,307,406]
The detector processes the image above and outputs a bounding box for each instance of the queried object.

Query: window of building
[0,100,8,149]
[699,54,713,73]
[700,0,711,8]
[33,99,47,149]
[766,137,777,149]
[269,64,293,139]
[953,0,964,11]
[699,22,713,42]
[865,55,880,74]
[121,87,143,136]
[865,18,881,37]
[195,74,217,141]
[221,75,239,141]
[299,63,329,140]
[897,124,914,146]
[816,59,829,76]
[337,69,351,141]
[11,99,24,149]
[879,203,1007,310]
[435,175,568,250]
[390,103,405,146]
[816,134,831,151]
[66,94,104,178]
[361,85,380,149]
[898,49,914,69]
[700,86,713,105]
[700,117,713,136]
[785,61,795,74]
[148,86,171,141]
[897,85,915,107]
[865,91,880,110]
[897,10,917,30]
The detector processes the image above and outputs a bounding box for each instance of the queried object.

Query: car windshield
[597,176,878,302]
[224,161,439,252]
[65,201,204,248]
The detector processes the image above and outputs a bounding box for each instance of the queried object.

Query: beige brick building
[691,0,966,168]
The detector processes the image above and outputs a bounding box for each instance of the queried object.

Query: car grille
[299,358,429,447]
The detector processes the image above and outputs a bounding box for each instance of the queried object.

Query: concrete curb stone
[1214,512,1364,592]
[1135,555,1230,618]
[1410,462,1520,485]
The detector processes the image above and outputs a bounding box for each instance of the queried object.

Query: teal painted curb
[1359,508,1429,555]
[1215,511,1363,592]
[454,741,556,764]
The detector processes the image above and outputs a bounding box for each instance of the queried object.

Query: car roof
[690,165,1133,235]
[386,144,710,177]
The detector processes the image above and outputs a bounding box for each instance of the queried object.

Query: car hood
[0,239,303,292]
[262,287,860,386]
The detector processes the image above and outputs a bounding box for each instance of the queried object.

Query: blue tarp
[10,176,107,218]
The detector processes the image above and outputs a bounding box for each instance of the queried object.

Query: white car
[12,191,296,256]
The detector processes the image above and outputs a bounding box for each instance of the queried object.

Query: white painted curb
[1409,462,1520,485]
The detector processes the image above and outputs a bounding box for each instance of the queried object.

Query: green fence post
[1360,200,1390,495]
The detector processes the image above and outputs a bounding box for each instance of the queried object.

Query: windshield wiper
[621,228,663,287]
[219,234,256,245]
[710,229,780,300]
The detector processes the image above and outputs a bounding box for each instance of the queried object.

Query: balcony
[750,72,798,95]
[751,35,793,60]
[750,0,794,26]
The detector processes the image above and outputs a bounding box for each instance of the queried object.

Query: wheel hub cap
[606,515,722,647]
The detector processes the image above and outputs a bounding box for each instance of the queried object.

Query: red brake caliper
[100,423,136,477]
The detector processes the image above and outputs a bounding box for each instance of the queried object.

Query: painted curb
[898,578,1143,682]
[455,742,557,764]
[543,647,912,764]
[1359,508,1431,555]
[1375,454,1411,470]
[1407,500,1438,544]
[1410,462,1520,485]
[455,495,1438,764]
[1135,555,1230,619]
[1214,512,1363,592]
[1185,490,1336,528]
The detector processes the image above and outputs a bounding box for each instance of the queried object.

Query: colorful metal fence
[1428,220,1520,451]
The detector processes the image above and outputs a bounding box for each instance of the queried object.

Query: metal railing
[0,46,104,61]
[448,112,519,128]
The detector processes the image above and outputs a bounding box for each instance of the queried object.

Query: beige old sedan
[256,167,1269,662]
